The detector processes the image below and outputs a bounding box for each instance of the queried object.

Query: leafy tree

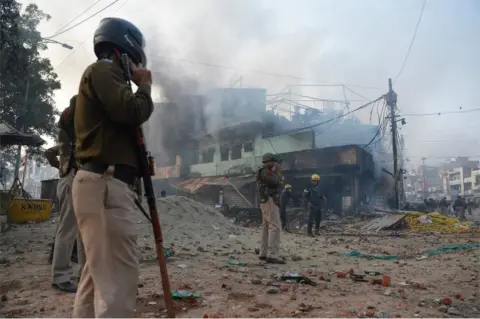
[0,0,61,178]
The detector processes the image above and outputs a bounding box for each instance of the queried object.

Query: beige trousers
[52,170,85,284]
[259,197,281,258]
[72,169,138,318]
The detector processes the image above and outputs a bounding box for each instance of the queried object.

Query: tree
[0,0,61,177]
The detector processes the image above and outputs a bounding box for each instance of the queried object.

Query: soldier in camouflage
[256,153,285,264]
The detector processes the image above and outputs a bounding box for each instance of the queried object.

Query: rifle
[121,53,175,318]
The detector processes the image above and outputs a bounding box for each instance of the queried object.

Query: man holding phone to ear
[71,17,154,318]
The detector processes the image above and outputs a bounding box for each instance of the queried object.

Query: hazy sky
[21,0,480,166]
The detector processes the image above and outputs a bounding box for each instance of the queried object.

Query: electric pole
[387,78,399,209]
[422,157,427,199]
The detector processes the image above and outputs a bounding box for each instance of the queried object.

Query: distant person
[303,174,326,236]
[453,196,467,221]
[279,184,295,232]
[160,190,166,198]
[439,197,448,215]
[256,153,285,264]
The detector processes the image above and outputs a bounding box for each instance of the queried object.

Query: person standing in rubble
[439,197,448,215]
[280,184,295,232]
[44,95,85,293]
[453,195,467,221]
[256,153,285,264]
[304,174,326,236]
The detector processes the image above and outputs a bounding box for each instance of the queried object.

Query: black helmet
[93,17,147,67]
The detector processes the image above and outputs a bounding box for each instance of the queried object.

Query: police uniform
[45,96,85,293]
[71,18,153,318]
[303,174,326,236]
[256,153,285,264]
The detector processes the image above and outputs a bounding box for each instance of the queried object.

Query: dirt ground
[1,201,479,318]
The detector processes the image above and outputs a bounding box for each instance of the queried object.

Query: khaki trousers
[52,170,85,284]
[259,197,281,258]
[72,169,138,318]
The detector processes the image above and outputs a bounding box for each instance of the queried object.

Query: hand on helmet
[131,62,152,86]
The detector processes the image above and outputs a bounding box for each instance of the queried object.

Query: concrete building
[441,157,480,198]
[150,87,382,213]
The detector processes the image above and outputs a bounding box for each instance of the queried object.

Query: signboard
[8,198,52,223]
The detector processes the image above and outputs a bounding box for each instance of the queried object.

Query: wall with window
[189,130,314,177]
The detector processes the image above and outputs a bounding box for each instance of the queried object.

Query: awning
[173,175,255,193]
[0,122,45,147]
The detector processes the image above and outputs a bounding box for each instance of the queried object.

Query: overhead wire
[274,95,385,136]
[150,55,383,90]
[54,0,129,69]
[402,108,480,117]
[49,0,103,37]
[393,0,427,83]
[45,0,120,39]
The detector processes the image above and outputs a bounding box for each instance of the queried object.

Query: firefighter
[280,184,295,232]
[303,173,326,236]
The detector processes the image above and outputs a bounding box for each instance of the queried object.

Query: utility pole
[387,78,399,209]
[421,157,427,199]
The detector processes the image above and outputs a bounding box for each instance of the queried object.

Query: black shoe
[51,281,77,293]
[314,230,320,236]
[259,256,267,261]
[266,257,285,264]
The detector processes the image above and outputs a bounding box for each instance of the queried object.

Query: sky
[20,0,480,167]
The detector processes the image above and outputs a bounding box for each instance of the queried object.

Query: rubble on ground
[136,196,243,260]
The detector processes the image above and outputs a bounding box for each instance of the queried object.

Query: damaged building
[147,88,392,213]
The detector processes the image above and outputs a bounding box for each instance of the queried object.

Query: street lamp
[40,38,73,50]
[13,37,73,178]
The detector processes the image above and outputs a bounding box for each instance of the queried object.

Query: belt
[80,162,136,186]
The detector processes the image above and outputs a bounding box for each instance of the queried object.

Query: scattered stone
[39,307,45,312]
[1,294,7,302]
[0,257,9,265]
[138,283,144,288]
[290,294,297,300]
[447,307,461,316]
[247,307,259,312]
[197,246,207,252]
[440,297,452,305]
[266,287,279,294]
[438,305,448,313]
[291,254,302,261]
[279,284,289,292]
[250,279,262,285]
[384,288,392,296]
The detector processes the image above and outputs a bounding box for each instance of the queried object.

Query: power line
[49,0,103,38]
[275,96,385,136]
[45,0,120,39]
[150,55,383,90]
[54,0,129,69]
[402,108,480,117]
[394,0,427,83]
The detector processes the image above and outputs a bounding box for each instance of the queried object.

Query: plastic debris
[171,290,201,299]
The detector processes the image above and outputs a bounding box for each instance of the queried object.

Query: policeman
[303,173,326,236]
[256,153,285,264]
[71,18,153,318]
[280,184,295,232]
[44,95,85,293]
